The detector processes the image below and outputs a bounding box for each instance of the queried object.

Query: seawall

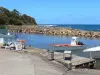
[7,25,100,38]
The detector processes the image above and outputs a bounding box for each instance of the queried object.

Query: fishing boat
[49,37,86,52]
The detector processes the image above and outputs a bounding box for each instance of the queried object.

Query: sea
[39,24,100,31]
[11,25,100,69]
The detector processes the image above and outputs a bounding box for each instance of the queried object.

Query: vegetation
[0,7,37,25]
[0,25,6,29]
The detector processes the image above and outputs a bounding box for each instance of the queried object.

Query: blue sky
[0,0,100,24]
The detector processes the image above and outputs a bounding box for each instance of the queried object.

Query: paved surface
[0,49,100,75]
[0,49,67,75]
[65,69,100,75]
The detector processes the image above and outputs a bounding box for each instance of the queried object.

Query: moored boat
[83,46,100,59]
[49,37,86,52]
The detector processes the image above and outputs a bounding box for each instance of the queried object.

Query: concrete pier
[0,48,67,75]
[42,51,96,69]
[0,48,100,75]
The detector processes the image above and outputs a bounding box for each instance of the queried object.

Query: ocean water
[16,33,99,48]
[0,29,16,43]
[0,29,8,34]
[15,24,100,51]
[41,24,100,31]
[16,33,100,53]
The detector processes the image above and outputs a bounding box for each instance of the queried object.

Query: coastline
[8,25,100,38]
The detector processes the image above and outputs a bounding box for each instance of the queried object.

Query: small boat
[49,37,86,52]
[84,46,100,59]
[7,32,10,35]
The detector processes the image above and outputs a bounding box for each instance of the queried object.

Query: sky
[0,0,100,24]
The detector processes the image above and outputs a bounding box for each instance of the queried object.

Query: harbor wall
[7,25,100,38]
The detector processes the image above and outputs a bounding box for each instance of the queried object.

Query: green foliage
[0,13,9,25]
[0,7,37,25]
[0,25,6,29]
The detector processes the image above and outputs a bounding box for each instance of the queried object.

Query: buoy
[17,39,25,43]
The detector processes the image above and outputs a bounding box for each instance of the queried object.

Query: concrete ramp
[0,49,66,75]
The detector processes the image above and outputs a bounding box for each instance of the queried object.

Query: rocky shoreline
[8,25,100,38]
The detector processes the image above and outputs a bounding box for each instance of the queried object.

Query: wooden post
[63,51,72,70]
[68,62,72,70]
[90,51,92,59]
[48,50,54,60]
[89,62,95,69]
[69,52,72,70]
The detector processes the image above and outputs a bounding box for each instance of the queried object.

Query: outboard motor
[78,41,84,45]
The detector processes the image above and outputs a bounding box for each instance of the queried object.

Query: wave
[39,24,57,27]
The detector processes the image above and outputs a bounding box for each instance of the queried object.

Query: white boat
[91,51,100,59]
[83,46,100,59]
[49,37,86,52]
[7,32,10,35]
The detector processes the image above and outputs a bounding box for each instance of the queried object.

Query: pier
[0,47,100,75]
[42,51,96,69]
[0,48,67,75]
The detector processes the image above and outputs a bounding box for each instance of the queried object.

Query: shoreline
[8,25,100,38]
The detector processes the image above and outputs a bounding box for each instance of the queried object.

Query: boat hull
[48,45,86,52]
[90,51,100,59]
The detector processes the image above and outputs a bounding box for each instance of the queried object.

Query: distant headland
[0,7,37,25]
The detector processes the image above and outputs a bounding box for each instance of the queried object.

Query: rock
[8,25,100,38]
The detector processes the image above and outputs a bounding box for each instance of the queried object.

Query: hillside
[0,7,37,25]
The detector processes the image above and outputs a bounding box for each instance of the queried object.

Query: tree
[0,13,8,25]
[0,7,10,17]
[0,6,37,25]
[9,17,22,25]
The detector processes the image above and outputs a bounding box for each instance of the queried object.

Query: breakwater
[8,25,100,38]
